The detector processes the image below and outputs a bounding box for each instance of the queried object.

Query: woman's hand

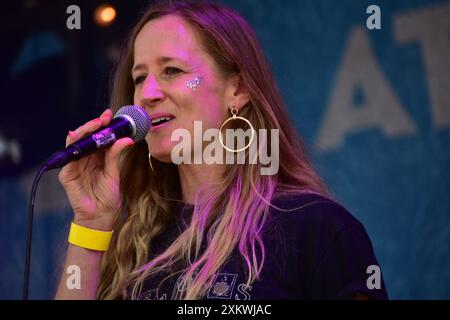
[58,109,134,231]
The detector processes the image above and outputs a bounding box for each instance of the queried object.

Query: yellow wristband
[68,222,113,251]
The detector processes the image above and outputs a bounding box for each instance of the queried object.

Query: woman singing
[55,0,388,300]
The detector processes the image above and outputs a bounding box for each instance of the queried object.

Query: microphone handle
[44,117,133,170]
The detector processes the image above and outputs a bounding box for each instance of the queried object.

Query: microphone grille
[114,105,151,142]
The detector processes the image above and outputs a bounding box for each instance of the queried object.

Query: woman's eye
[134,75,146,85]
[133,67,182,85]
[163,67,183,76]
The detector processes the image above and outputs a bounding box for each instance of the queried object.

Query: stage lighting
[94,4,117,27]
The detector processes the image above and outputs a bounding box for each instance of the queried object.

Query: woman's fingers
[62,108,117,181]
[100,109,113,126]
[65,130,80,147]
[74,118,103,140]
[104,137,135,180]
[65,109,113,147]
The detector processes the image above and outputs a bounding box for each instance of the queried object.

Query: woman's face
[133,15,232,163]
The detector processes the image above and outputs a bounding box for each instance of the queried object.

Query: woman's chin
[146,140,176,163]
[150,151,173,164]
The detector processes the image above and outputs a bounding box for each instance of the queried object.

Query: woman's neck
[178,163,224,205]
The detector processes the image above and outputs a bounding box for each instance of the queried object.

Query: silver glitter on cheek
[186,77,203,92]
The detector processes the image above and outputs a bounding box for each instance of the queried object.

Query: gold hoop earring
[219,107,255,153]
[148,152,154,173]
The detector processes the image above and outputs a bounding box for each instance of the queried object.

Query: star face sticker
[186,77,203,92]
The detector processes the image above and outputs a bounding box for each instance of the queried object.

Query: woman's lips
[150,118,175,132]
[149,112,176,132]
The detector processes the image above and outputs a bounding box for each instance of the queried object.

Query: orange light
[94,4,117,27]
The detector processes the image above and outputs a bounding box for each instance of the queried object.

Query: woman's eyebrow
[132,64,146,74]
[156,56,189,65]
[132,56,190,73]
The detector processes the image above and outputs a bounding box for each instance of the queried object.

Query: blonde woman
[55,0,387,300]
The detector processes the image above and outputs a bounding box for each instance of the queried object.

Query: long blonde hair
[97,0,330,299]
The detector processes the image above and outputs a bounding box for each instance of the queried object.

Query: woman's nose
[140,75,165,106]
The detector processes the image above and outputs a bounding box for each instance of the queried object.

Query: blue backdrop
[0,0,449,299]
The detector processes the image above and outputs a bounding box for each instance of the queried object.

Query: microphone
[44,105,151,171]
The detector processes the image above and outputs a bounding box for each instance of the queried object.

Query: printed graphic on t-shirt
[139,272,254,300]
[206,273,237,299]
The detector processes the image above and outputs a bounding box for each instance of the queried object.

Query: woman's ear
[224,73,250,112]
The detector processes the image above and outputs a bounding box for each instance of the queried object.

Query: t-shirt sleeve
[310,225,388,300]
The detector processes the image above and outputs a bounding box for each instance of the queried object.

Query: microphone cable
[22,163,48,300]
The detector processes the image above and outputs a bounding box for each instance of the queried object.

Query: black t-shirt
[136,193,388,300]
